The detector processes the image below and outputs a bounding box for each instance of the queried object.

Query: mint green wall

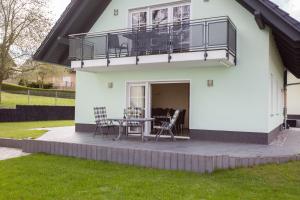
[287,72,300,115]
[76,0,273,133]
[268,35,284,131]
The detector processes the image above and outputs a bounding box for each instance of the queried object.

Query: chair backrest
[108,34,120,49]
[124,107,143,119]
[168,109,180,129]
[94,107,108,126]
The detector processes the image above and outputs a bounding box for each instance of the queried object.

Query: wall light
[114,9,119,16]
[207,80,214,87]
[107,82,114,89]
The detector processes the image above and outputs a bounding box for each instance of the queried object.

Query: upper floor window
[132,11,147,30]
[129,2,191,28]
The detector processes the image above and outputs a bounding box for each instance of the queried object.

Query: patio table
[107,118,155,142]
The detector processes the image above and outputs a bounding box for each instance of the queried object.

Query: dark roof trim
[33,0,111,65]
[237,0,300,78]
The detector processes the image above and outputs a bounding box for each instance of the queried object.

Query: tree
[0,0,52,103]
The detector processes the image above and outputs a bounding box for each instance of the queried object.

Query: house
[34,0,300,144]
[287,72,300,127]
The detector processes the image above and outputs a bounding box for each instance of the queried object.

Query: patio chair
[108,34,129,58]
[124,107,143,136]
[155,109,180,142]
[94,107,115,137]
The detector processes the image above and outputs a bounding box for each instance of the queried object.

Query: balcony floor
[72,50,235,72]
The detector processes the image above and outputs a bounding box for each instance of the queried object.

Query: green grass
[0,154,299,200]
[0,92,75,108]
[0,121,74,139]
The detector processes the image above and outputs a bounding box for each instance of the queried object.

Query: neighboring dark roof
[33,0,111,65]
[34,0,300,78]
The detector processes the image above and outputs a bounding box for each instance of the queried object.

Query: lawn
[0,121,74,139]
[0,92,75,108]
[0,154,299,200]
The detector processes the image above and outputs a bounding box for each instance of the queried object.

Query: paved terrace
[38,127,300,158]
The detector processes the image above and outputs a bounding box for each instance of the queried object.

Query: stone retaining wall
[20,139,300,173]
[0,138,23,149]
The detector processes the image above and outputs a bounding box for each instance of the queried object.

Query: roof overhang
[34,0,300,78]
[236,0,300,78]
[33,0,111,66]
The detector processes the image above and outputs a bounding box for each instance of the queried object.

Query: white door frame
[126,79,190,136]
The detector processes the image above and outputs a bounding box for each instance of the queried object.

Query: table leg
[113,121,123,141]
[141,122,145,142]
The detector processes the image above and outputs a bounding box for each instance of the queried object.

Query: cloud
[271,0,300,20]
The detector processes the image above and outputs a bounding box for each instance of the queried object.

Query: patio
[38,126,300,158]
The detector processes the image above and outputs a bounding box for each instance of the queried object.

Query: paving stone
[164,152,171,170]
[205,156,214,173]
[116,148,123,164]
[177,153,185,170]
[91,145,97,160]
[191,155,199,172]
[198,156,206,173]
[72,143,79,158]
[134,149,141,166]
[111,148,118,162]
[184,154,192,171]
[241,158,249,167]
[128,149,135,165]
[121,148,129,164]
[170,152,178,170]
[215,156,223,170]
[248,157,255,167]
[146,150,152,168]
[151,151,159,168]
[229,157,236,169]
[157,151,165,169]
[222,156,229,169]
[235,157,242,168]
[140,150,147,167]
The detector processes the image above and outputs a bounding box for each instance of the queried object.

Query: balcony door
[126,82,151,135]
[129,3,190,53]
[129,3,190,28]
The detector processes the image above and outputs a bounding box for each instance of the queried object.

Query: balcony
[69,16,236,71]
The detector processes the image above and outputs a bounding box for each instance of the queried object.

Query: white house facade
[34,0,300,144]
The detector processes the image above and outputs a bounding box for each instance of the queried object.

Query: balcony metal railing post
[226,18,230,60]
[168,25,172,63]
[106,34,110,67]
[204,21,208,61]
[234,25,237,65]
[135,29,139,65]
[81,35,84,68]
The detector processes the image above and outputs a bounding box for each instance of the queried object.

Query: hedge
[1,83,75,99]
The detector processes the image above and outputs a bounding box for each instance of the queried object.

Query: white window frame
[128,1,191,28]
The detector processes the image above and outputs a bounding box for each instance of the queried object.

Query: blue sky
[49,0,300,21]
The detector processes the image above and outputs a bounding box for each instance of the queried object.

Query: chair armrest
[120,43,128,48]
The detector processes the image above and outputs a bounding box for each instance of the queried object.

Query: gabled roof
[33,0,111,65]
[34,0,300,78]
[236,0,300,78]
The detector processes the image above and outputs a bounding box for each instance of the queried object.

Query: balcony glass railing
[69,16,236,65]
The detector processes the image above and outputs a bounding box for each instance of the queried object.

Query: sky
[49,0,300,21]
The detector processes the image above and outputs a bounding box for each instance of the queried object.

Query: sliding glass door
[127,83,151,135]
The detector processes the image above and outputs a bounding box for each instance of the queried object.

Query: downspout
[283,69,288,129]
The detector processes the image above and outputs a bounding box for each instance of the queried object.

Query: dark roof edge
[33,0,80,61]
